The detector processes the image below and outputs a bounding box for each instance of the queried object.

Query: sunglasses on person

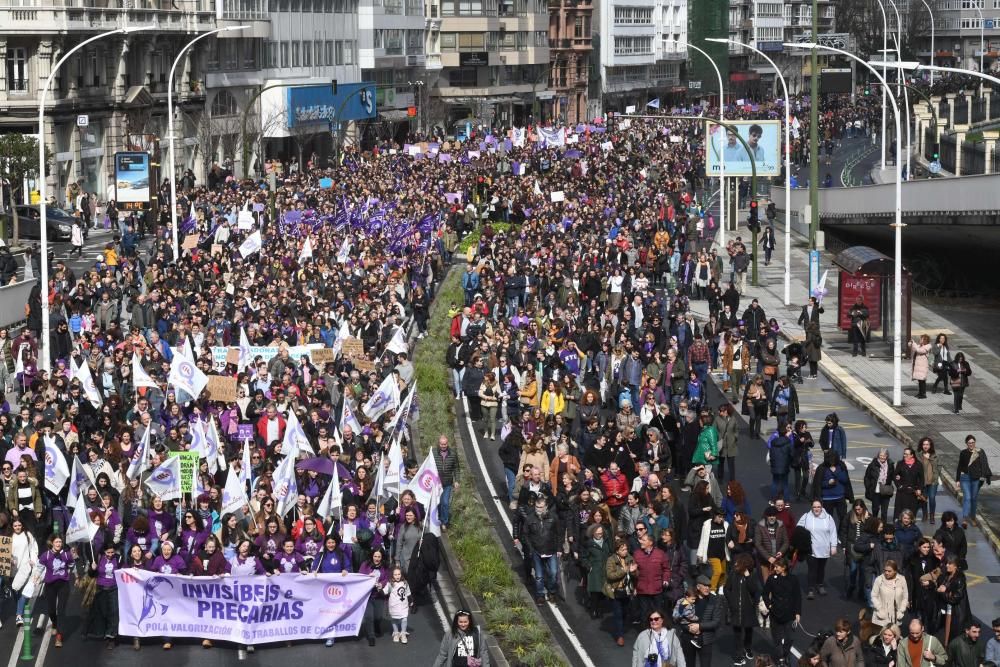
[648,616,663,623]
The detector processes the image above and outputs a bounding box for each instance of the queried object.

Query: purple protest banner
[235,423,255,442]
[439,153,453,163]
[252,203,265,212]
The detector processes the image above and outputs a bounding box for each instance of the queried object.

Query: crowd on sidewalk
[442,110,993,666]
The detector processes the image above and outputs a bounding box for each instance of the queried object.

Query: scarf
[735,518,749,543]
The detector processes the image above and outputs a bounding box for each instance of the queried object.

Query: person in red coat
[632,531,671,625]
[256,404,286,445]
[601,462,630,513]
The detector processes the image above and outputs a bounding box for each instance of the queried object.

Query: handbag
[763,365,777,376]
[878,482,895,497]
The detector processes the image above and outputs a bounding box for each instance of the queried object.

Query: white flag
[383,433,405,495]
[73,359,103,408]
[205,418,222,474]
[132,353,158,390]
[192,456,207,497]
[240,438,253,486]
[44,439,69,495]
[145,456,182,502]
[238,326,252,373]
[66,494,98,544]
[14,345,24,375]
[386,380,416,436]
[189,419,208,457]
[67,455,94,507]
[316,461,342,519]
[363,374,400,421]
[169,354,209,401]
[299,236,313,262]
[181,336,196,362]
[406,449,442,506]
[282,410,315,458]
[424,485,443,537]
[386,327,408,356]
[239,230,263,258]
[127,427,151,480]
[340,399,362,435]
[336,238,351,263]
[221,467,248,517]
[271,453,298,517]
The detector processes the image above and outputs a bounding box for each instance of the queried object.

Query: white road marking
[461,398,598,667]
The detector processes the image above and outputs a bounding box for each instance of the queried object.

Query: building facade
[0,0,218,206]
[929,0,1000,73]
[547,0,592,125]
[358,0,424,139]
[423,0,550,130]
[593,0,686,114]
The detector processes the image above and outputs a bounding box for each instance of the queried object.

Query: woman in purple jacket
[359,548,391,646]
[178,510,209,563]
[229,539,266,576]
[87,542,121,647]
[39,535,75,648]
[149,541,185,575]
[189,536,230,648]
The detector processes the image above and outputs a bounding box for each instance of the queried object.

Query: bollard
[19,602,32,661]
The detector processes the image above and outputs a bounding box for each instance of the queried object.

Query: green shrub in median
[413,267,568,667]
[456,222,518,254]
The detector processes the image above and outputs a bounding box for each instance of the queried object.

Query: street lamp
[919,0,936,84]
[875,0,890,169]
[973,1,986,77]
[707,37,792,305]
[887,0,904,96]
[37,25,153,374]
[673,39,726,246]
[168,25,249,263]
[788,42,905,407]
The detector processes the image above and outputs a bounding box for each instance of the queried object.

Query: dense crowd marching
[0,89,990,667]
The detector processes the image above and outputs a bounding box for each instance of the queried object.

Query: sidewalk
[718,221,1000,558]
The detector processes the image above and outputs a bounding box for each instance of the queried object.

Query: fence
[962,141,986,175]
[940,134,957,173]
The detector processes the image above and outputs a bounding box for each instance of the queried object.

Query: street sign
[928,160,942,174]
[76,114,89,127]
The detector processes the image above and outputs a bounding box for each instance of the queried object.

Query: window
[6,47,27,92]
[325,40,334,65]
[280,41,289,68]
[344,40,355,64]
[574,15,586,38]
[90,50,100,87]
[613,36,652,55]
[448,67,477,86]
[962,0,984,8]
[441,32,457,49]
[384,0,402,12]
[292,41,300,66]
[440,0,483,15]
[336,40,344,64]
[383,29,404,54]
[458,32,485,48]
[303,40,312,66]
[211,90,239,116]
[614,6,652,25]
[534,31,547,47]
[405,0,421,14]
[407,30,424,54]
[267,42,277,68]
[314,42,322,66]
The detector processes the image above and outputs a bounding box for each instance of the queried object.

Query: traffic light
[749,200,760,233]
[932,147,940,160]
[864,86,871,96]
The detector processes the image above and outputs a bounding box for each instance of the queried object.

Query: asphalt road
[453,320,1000,666]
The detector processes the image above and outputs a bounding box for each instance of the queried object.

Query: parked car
[0,205,78,241]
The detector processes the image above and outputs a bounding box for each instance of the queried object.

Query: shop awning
[832,246,894,276]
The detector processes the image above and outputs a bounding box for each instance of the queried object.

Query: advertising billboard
[705,120,782,177]
[287,82,377,128]
[114,152,151,210]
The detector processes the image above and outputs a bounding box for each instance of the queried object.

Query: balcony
[424,53,443,70]
[6,78,29,94]
[0,5,216,33]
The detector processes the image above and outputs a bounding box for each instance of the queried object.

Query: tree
[838,0,937,63]
[0,133,43,244]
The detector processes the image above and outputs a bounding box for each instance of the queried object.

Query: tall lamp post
[38,25,152,373]
[875,0,890,169]
[787,42,905,407]
[168,25,248,263]
[973,1,986,76]
[919,0,936,84]
[674,39,726,246]
[708,37,792,305]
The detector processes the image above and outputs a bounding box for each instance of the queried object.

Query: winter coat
[762,573,801,624]
[871,573,908,627]
[11,530,38,592]
[632,546,670,596]
[631,629,685,667]
[583,534,612,593]
[723,567,762,628]
[716,413,739,459]
[604,553,636,599]
[864,458,895,502]
[696,518,730,563]
[754,518,790,563]
[769,435,793,476]
[521,508,561,556]
[692,425,718,466]
[909,342,931,381]
[820,634,865,667]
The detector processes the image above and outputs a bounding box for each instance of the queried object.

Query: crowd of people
[0,90,990,667]
[442,109,991,667]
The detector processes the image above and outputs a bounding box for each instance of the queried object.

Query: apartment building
[422,0,550,129]
[593,0,686,114]
[547,0,592,125]
[927,0,1000,72]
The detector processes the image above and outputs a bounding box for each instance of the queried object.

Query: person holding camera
[631,609,686,667]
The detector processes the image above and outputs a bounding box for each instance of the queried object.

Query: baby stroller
[782,341,805,384]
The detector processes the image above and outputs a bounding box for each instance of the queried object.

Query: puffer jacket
[631,546,670,596]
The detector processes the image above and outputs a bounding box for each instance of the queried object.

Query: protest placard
[182,234,199,250]
[342,337,365,359]
[310,347,335,364]
[205,375,238,403]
